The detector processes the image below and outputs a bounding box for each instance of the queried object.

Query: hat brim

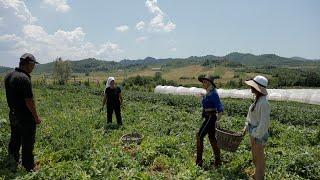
[245,80,268,95]
[21,59,40,64]
[29,60,39,64]
[198,77,216,88]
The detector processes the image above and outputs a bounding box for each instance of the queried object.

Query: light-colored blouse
[245,96,271,139]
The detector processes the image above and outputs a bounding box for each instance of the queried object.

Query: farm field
[0,85,319,179]
[28,65,272,87]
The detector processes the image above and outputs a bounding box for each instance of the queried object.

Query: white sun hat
[245,75,268,95]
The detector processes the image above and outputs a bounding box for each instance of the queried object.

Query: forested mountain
[0,66,12,73]
[2,52,318,74]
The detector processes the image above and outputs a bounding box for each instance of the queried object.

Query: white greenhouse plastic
[154,85,320,105]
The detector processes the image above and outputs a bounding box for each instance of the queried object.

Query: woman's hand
[250,136,256,145]
[242,126,247,135]
[100,107,104,112]
[215,121,220,128]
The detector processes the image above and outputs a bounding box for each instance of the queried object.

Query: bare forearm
[119,93,123,105]
[25,98,39,120]
[102,96,107,107]
[217,112,223,121]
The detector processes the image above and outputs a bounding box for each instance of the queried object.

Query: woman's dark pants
[196,111,221,167]
[107,104,122,125]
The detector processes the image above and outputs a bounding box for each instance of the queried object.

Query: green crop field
[0,85,319,179]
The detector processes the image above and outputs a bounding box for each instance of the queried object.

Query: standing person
[4,53,42,172]
[196,75,224,168]
[243,75,270,180]
[102,77,123,125]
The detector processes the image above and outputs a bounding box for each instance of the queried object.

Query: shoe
[31,161,40,172]
[196,159,203,167]
[214,159,222,167]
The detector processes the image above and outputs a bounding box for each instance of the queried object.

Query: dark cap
[20,53,39,64]
[198,74,216,88]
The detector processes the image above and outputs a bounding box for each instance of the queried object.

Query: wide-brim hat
[198,74,216,88]
[245,75,268,95]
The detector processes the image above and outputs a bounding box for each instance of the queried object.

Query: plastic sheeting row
[154,85,320,105]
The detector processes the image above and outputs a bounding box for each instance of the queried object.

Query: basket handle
[217,116,246,137]
[132,129,139,135]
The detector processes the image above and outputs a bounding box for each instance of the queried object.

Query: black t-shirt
[4,68,34,119]
[105,87,121,105]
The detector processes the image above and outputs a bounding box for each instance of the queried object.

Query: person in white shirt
[243,75,270,180]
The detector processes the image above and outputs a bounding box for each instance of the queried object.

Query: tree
[305,71,320,87]
[53,57,71,85]
[154,72,162,80]
[238,78,243,88]
[202,59,210,67]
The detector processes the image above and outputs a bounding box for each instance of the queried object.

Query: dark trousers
[196,111,221,167]
[8,112,36,171]
[107,104,122,125]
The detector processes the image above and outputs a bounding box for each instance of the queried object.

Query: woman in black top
[102,77,123,125]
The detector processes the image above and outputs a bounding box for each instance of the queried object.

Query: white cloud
[0,0,123,65]
[43,0,70,13]
[135,21,145,31]
[115,25,129,32]
[0,34,21,41]
[0,0,37,24]
[150,14,164,30]
[0,26,123,62]
[23,25,49,42]
[0,17,4,27]
[170,47,177,52]
[163,22,176,32]
[168,39,177,45]
[136,36,148,43]
[97,42,123,56]
[145,0,176,32]
[145,0,163,14]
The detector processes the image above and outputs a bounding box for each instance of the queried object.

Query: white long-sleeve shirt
[245,96,271,139]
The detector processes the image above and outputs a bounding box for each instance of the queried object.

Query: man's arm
[102,95,107,108]
[25,98,41,124]
[119,93,123,106]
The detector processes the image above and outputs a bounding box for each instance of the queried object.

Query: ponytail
[251,92,264,112]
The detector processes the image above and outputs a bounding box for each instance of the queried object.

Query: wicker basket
[121,132,144,145]
[215,128,244,152]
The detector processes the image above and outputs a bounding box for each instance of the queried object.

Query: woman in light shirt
[243,75,271,180]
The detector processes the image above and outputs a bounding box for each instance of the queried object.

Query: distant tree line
[239,67,320,87]
[121,72,177,92]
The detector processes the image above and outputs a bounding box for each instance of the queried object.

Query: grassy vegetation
[0,85,319,179]
[29,64,272,90]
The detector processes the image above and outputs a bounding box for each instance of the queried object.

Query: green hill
[32,53,318,74]
[34,58,117,74]
[34,57,171,74]
[0,66,12,74]
[224,53,306,66]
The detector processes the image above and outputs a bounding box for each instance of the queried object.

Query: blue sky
[0,0,319,67]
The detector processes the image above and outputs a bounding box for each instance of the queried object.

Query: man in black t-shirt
[4,53,42,172]
[102,77,123,125]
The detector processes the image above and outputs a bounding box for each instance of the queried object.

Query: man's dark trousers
[8,112,36,171]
